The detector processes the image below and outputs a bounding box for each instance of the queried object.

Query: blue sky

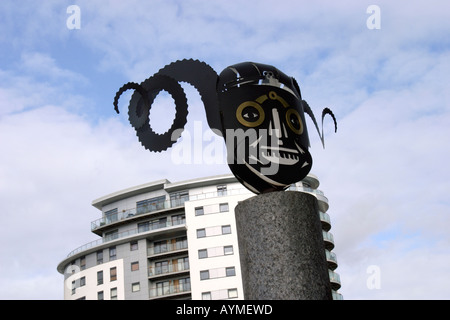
[1,0,449,299]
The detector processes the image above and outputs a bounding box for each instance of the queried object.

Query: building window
[228,288,238,299]
[181,257,190,270]
[172,214,185,226]
[226,267,236,277]
[224,245,233,255]
[222,225,231,235]
[195,206,204,216]
[105,230,119,242]
[200,270,210,280]
[138,221,149,233]
[197,228,206,238]
[198,249,208,259]
[110,287,117,300]
[96,250,103,265]
[131,261,139,271]
[110,267,117,281]
[156,217,167,229]
[155,261,169,275]
[180,277,191,291]
[70,261,76,273]
[79,276,86,287]
[202,292,212,300]
[217,185,227,196]
[130,241,138,251]
[156,281,170,296]
[80,256,86,270]
[97,271,103,285]
[109,246,116,261]
[105,208,118,224]
[132,282,140,292]
[136,195,166,214]
[153,240,168,254]
[141,217,168,231]
[71,281,76,295]
[170,190,189,207]
[219,203,229,212]
[176,237,188,250]
[97,291,104,300]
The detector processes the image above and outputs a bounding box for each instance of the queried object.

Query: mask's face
[218,63,312,193]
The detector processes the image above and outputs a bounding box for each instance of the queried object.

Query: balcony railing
[148,262,190,277]
[332,290,344,300]
[149,283,191,299]
[148,242,188,256]
[322,230,335,250]
[67,219,186,258]
[91,198,179,231]
[325,250,338,270]
[325,250,338,264]
[91,188,253,232]
[319,211,331,231]
[329,270,341,290]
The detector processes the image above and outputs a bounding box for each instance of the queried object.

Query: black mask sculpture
[114,59,337,194]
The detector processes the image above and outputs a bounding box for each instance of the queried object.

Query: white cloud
[310,54,450,298]
[0,100,229,299]
[19,52,88,85]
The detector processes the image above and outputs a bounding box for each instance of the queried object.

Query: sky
[0,0,449,300]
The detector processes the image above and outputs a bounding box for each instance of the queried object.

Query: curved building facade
[57,174,342,300]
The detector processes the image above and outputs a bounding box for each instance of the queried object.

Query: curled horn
[302,100,337,148]
[155,59,221,133]
[113,59,220,152]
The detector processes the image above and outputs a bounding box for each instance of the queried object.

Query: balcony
[66,219,186,258]
[332,290,344,300]
[148,242,188,258]
[91,188,252,234]
[325,250,338,270]
[329,270,341,290]
[149,283,191,300]
[148,262,190,279]
[322,230,335,251]
[319,211,331,231]
[91,198,183,233]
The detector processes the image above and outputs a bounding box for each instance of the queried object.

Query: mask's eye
[286,109,303,134]
[236,101,265,127]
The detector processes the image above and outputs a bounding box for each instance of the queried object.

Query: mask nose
[269,108,288,144]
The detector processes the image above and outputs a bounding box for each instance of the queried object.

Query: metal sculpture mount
[114,59,337,194]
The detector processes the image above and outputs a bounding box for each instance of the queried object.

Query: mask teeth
[279,151,299,160]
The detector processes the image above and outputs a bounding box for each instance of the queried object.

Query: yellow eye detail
[286,109,303,134]
[236,101,265,127]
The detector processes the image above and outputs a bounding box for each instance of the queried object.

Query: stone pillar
[235,191,332,300]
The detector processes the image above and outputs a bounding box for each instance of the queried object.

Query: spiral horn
[155,59,221,135]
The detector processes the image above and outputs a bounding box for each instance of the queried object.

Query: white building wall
[64,259,125,300]
[185,192,250,300]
